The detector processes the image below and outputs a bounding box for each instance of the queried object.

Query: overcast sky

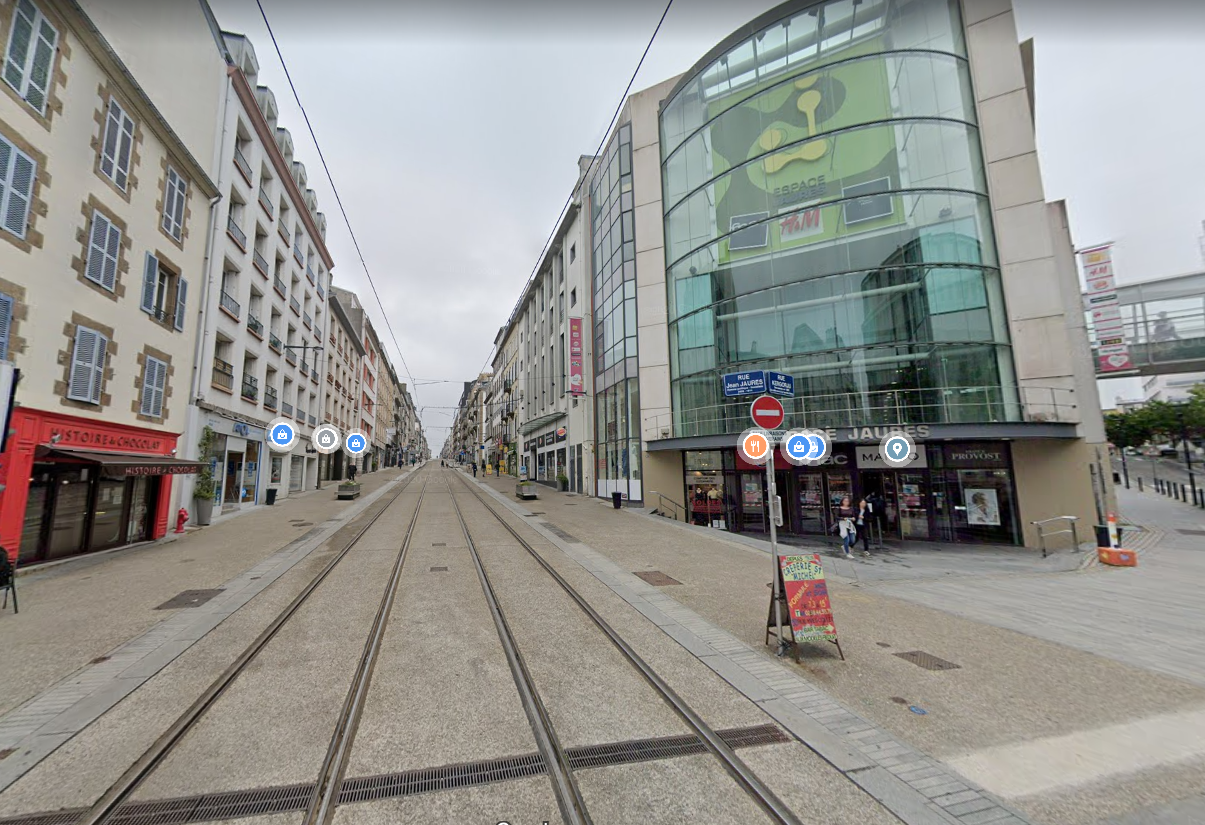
[207,0,1205,452]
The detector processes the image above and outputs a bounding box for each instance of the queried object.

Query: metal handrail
[646,490,685,522]
[1031,515,1079,558]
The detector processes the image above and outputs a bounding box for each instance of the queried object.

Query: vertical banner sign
[569,317,584,396]
[1079,244,1132,373]
[768,553,844,661]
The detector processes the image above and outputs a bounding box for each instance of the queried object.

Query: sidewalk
[0,465,413,791]
[469,471,1205,825]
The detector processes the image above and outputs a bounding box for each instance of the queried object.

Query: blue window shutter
[0,293,12,360]
[141,251,158,314]
[174,277,187,331]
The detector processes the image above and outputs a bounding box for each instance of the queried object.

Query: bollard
[1137,477,1144,492]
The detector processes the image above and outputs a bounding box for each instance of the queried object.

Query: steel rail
[451,473,804,825]
[79,467,429,825]
[446,475,592,825]
[304,477,429,825]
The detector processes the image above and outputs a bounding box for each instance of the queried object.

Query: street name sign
[723,371,768,397]
[767,371,794,397]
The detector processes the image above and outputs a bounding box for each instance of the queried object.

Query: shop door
[90,476,129,550]
[797,473,827,535]
[774,469,795,533]
[242,444,259,503]
[859,471,898,540]
[897,472,931,540]
[20,467,54,563]
[225,452,244,507]
[47,467,92,560]
[127,476,154,544]
[826,469,853,527]
[739,472,766,532]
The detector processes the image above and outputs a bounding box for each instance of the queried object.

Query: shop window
[66,325,106,404]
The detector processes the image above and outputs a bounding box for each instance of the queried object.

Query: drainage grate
[1177,529,1205,536]
[633,570,682,586]
[153,589,224,610]
[894,650,961,671]
[523,512,544,516]
[0,725,785,825]
[293,522,314,527]
[430,566,449,572]
[431,543,447,547]
[541,523,579,543]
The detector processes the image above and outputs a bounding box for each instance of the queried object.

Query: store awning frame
[35,446,202,476]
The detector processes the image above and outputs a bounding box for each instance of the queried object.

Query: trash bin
[1094,524,1122,547]
[266,488,278,506]
[612,491,623,510]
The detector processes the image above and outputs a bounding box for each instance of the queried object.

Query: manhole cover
[1177,529,1205,536]
[154,589,224,610]
[430,566,449,572]
[894,651,960,671]
[432,543,446,547]
[633,571,681,586]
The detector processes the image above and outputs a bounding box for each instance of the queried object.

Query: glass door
[90,476,128,550]
[20,467,53,563]
[798,472,827,535]
[47,468,92,560]
[127,476,153,544]
[225,451,244,507]
[739,472,766,532]
[897,472,931,540]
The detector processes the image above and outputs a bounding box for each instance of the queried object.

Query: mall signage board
[1079,243,1132,373]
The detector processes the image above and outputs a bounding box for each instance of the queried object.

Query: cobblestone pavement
[474,472,1205,825]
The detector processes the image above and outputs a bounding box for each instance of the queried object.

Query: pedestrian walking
[347,463,357,482]
[856,498,873,556]
[834,496,857,559]
[472,461,477,478]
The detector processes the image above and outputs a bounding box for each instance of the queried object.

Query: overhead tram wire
[468,0,676,383]
[253,0,419,408]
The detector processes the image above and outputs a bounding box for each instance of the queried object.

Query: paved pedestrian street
[0,463,1199,825]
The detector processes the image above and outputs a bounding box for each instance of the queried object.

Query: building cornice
[228,65,335,270]
[59,0,219,198]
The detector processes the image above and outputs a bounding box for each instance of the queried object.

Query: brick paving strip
[472,477,1035,825]
[0,468,417,793]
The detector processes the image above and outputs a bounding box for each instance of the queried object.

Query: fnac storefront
[0,409,197,564]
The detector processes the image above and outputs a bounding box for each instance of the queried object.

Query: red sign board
[750,395,784,429]
[569,317,584,395]
[779,554,837,643]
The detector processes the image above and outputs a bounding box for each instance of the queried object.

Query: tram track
[446,472,805,825]
[72,467,431,825]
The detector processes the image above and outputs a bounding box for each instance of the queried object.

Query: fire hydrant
[175,507,189,534]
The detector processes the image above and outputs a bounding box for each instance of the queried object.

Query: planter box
[516,483,538,500]
[337,483,361,500]
[556,479,568,492]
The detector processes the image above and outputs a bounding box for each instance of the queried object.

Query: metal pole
[1180,407,1198,506]
[1120,448,1130,489]
[767,448,785,654]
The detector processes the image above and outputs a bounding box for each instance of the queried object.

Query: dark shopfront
[684,440,1020,546]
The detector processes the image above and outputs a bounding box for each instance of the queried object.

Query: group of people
[833,492,885,559]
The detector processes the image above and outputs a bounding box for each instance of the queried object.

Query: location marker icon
[879,431,915,467]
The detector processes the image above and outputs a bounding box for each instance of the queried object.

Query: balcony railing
[273,274,287,297]
[306,263,315,285]
[241,374,259,402]
[233,146,251,183]
[310,367,319,383]
[282,401,294,416]
[264,386,278,410]
[269,332,282,352]
[212,358,234,392]
[258,186,273,218]
[285,348,297,366]
[253,249,269,277]
[641,385,1079,442]
[316,282,325,300]
[247,313,263,337]
[226,215,246,250]
[219,290,240,319]
[308,413,317,426]
[295,408,306,424]
[278,222,289,244]
[293,243,304,267]
[303,311,312,329]
[289,295,300,315]
[300,360,309,375]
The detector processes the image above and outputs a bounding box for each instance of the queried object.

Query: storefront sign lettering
[827,424,930,443]
[47,428,168,453]
[123,465,199,476]
[945,445,1008,469]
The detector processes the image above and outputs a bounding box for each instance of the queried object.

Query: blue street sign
[722,370,767,397]
[767,371,794,397]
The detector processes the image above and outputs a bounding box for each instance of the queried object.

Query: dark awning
[35,446,202,476]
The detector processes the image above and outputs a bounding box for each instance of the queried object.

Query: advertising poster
[569,317,584,395]
[778,554,837,644]
[709,36,903,266]
[965,488,1000,526]
[1078,244,1132,372]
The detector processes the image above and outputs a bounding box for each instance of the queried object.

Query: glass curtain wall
[591,123,642,498]
[660,0,1019,436]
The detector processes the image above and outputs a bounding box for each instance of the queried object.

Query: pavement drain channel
[632,570,683,587]
[152,589,225,610]
[429,566,449,572]
[893,651,962,671]
[0,725,786,825]
[1177,529,1205,536]
[431,543,447,547]
[539,522,579,543]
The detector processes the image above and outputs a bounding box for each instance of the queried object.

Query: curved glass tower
[660,0,1019,435]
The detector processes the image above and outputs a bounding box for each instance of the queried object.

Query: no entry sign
[750,394,785,430]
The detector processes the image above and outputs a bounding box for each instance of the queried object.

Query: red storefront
[0,409,198,565]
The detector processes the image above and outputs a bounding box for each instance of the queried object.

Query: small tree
[194,426,216,501]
